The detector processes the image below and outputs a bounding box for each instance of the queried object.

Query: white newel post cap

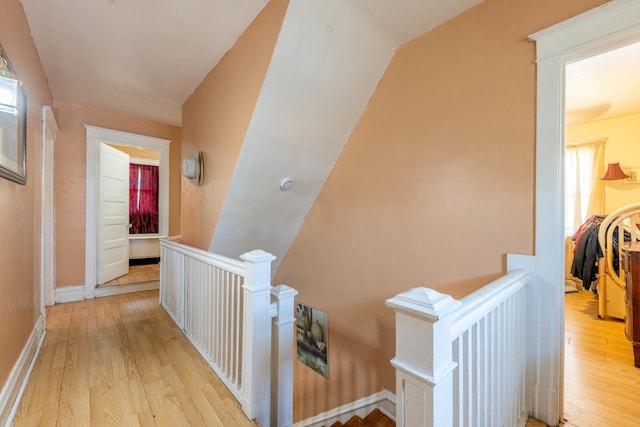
[271,284,299,299]
[240,249,277,264]
[386,287,461,320]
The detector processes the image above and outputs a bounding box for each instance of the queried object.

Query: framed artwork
[0,44,27,185]
[296,303,328,378]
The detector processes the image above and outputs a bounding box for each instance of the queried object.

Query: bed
[595,203,640,319]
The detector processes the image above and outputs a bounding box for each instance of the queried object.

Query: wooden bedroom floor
[100,264,160,287]
[563,289,640,427]
[11,290,256,427]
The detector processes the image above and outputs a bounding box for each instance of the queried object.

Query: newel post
[241,249,276,427]
[386,288,462,427]
[271,285,298,427]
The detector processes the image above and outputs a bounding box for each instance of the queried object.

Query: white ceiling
[19,0,484,127]
[566,41,640,125]
[18,1,640,128]
[20,0,269,126]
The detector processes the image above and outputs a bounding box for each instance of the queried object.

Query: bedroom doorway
[562,40,640,294]
[562,40,640,426]
[84,125,171,299]
[97,143,162,289]
[531,2,640,424]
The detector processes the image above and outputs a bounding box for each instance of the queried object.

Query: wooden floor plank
[16,287,640,426]
[12,290,256,427]
[563,290,640,427]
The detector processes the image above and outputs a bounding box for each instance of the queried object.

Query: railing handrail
[160,238,245,276]
[159,239,296,427]
[387,265,533,427]
[450,269,529,338]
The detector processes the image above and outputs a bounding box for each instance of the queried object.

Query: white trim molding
[0,314,46,427]
[41,106,58,309]
[529,1,640,424]
[54,285,85,304]
[94,281,159,298]
[130,157,160,166]
[293,390,395,427]
[55,282,159,303]
[85,125,171,299]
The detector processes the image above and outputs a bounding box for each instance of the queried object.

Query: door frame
[41,106,58,309]
[85,125,171,299]
[529,0,640,424]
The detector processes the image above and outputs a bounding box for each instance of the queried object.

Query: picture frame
[0,44,27,185]
[296,303,328,378]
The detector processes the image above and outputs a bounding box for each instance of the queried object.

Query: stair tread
[325,409,395,427]
[364,409,395,427]
[344,416,371,427]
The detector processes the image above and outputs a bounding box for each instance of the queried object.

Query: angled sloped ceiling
[209,0,482,270]
[209,1,394,268]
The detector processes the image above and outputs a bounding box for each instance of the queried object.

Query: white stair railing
[386,268,533,427]
[160,238,297,427]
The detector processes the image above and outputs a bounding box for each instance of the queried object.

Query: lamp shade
[601,162,629,180]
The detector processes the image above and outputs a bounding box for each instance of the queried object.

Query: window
[564,139,606,236]
[129,163,159,234]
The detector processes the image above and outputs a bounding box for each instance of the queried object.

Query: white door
[98,143,130,285]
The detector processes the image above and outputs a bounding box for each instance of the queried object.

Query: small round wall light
[280,177,294,191]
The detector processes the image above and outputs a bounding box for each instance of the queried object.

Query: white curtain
[565,138,606,236]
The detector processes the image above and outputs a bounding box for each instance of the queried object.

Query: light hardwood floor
[100,264,160,287]
[12,290,255,427]
[562,289,640,427]
[12,288,640,426]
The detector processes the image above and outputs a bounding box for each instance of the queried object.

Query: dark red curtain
[129,164,159,234]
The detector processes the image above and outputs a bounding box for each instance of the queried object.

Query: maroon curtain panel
[129,164,159,234]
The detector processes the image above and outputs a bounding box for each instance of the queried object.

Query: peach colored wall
[272,0,608,420]
[0,0,53,389]
[566,112,640,213]
[180,0,289,250]
[54,100,181,287]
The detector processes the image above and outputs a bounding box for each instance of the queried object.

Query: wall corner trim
[507,253,536,272]
[293,389,396,427]
[0,314,46,427]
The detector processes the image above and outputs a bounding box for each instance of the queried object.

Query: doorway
[562,40,640,425]
[84,125,171,299]
[530,2,640,425]
[98,143,162,289]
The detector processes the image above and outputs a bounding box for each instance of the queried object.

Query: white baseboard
[293,389,395,427]
[54,285,85,303]
[0,314,46,427]
[95,281,159,298]
[55,281,159,303]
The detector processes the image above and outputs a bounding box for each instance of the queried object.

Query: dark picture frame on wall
[0,43,27,185]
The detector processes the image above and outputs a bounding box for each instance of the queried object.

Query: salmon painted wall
[0,0,53,390]
[272,0,608,420]
[53,100,181,287]
[566,112,640,213]
[180,0,289,250]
